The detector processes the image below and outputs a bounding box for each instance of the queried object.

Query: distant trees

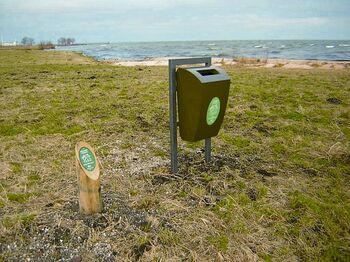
[21,37,35,46]
[66,38,75,45]
[18,37,55,49]
[57,37,66,45]
[57,37,75,46]
[38,41,55,50]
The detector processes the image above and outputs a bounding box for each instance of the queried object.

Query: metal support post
[169,61,178,173]
[169,57,212,173]
[205,138,211,162]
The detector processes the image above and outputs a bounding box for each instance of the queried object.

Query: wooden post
[75,142,102,214]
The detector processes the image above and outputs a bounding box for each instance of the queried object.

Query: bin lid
[182,66,230,84]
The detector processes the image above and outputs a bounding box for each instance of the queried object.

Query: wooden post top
[75,141,100,181]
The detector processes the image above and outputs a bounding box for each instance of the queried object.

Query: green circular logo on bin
[206,97,221,125]
[79,147,96,172]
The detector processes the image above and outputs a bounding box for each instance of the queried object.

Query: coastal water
[56,40,350,61]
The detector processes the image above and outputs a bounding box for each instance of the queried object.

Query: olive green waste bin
[176,66,230,142]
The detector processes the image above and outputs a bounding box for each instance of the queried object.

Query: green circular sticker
[206,97,221,125]
[79,147,96,172]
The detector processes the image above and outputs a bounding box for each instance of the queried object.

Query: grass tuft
[207,234,229,252]
[7,193,32,203]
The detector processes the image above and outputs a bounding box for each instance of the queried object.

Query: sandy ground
[109,57,350,69]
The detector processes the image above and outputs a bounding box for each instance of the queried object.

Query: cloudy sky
[0,0,349,43]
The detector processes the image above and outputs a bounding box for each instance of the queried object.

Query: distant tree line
[20,37,54,49]
[57,37,75,46]
[19,36,76,48]
[38,41,55,50]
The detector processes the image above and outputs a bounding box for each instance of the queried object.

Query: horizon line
[67,39,350,44]
[2,38,350,44]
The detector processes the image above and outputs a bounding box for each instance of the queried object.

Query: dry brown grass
[0,50,349,261]
[234,57,267,66]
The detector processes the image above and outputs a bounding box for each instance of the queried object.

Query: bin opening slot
[197,69,219,76]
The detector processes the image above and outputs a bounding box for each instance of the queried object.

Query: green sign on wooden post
[79,147,96,172]
[75,142,102,214]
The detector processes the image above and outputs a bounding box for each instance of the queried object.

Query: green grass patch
[221,133,250,148]
[2,213,36,229]
[158,228,180,246]
[0,124,25,136]
[11,162,22,174]
[207,234,229,252]
[7,192,37,203]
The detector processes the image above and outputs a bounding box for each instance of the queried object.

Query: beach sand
[110,57,349,69]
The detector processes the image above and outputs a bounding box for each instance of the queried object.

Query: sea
[55,40,350,61]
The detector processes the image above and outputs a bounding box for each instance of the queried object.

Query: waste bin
[176,66,230,142]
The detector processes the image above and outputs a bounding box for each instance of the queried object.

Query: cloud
[0,0,348,41]
[0,0,215,13]
[107,14,329,30]
[227,16,329,28]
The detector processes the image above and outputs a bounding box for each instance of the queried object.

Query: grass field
[0,49,349,261]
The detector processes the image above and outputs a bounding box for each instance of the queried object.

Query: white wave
[310,44,315,46]
[208,43,216,46]
[280,45,286,48]
[254,45,262,48]
[326,45,335,48]
[339,44,349,47]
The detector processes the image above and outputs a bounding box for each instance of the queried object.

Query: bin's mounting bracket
[169,57,212,174]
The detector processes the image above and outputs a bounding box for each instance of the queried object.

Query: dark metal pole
[169,61,178,173]
[204,59,212,162]
[205,138,211,162]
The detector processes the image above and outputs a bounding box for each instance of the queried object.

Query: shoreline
[102,56,350,69]
[5,47,349,69]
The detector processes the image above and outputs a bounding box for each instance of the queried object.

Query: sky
[0,0,349,43]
